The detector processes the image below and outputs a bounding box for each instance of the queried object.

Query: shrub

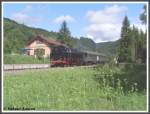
[93,63,146,94]
[34,49,45,60]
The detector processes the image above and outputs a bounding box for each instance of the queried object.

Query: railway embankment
[3,64,50,71]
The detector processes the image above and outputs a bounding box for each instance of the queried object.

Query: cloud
[12,13,42,25]
[11,5,43,26]
[85,5,128,43]
[22,5,33,13]
[12,13,29,23]
[53,15,75,23]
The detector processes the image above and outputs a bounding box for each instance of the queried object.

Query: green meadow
[3,64,147,111]
[4,54,49,64]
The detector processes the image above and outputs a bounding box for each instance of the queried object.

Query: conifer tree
[58,21,73,47]
[118,16,132,62]
[140,5,147,24]
[139,5,147,63]
[130,25,137,62]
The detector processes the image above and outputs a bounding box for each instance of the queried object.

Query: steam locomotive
[50,45,107,67]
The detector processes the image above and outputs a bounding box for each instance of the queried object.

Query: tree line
[117,5,147,63]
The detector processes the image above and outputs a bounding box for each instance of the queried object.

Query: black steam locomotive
[50,45,107,67]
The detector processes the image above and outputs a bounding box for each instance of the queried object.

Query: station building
[26,35,66,58]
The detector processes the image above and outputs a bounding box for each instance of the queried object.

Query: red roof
[27,35,67,47]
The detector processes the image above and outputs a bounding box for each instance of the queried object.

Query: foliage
[94,64,146,93]
[4,18,58,54]
[58,21,73,47]
[4,67,146,110]
[96,40,119,59]
[34,49,45,60]
[4,54,49,64]
[139,5,147,24]
[139,4,147,63]
[78,37,96,51]
[117,15,146,63]
[130,26,146,63]
[118,16,132,62]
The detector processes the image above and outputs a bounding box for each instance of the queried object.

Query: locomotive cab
[50,46,83,67]
[50,46,69,67]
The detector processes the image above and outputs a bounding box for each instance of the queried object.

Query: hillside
[3,18,118,58]
[74,37,96,51]
[4,18,59,53]
[96,40,120,58]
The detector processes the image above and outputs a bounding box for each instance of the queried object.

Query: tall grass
[4,54,49,64]
[94,63,146,93]
[4,66,146,111]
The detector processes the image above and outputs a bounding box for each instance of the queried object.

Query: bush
[34,49,45,60]
[93,63,146,93]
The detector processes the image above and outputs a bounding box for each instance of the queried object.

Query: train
[50,45,108,67]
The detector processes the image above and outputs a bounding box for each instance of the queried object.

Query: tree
[140,5,147,24]
[126,25,146,63]
[130,25,137,62]
[118,16,132,62]
[139,4,147,63]
[138,29,146,63]
[58,21,73,47]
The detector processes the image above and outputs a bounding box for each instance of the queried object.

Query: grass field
[4,54,49,64]
[3,64,147,111]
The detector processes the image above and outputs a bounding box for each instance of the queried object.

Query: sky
[2,2,147,43]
